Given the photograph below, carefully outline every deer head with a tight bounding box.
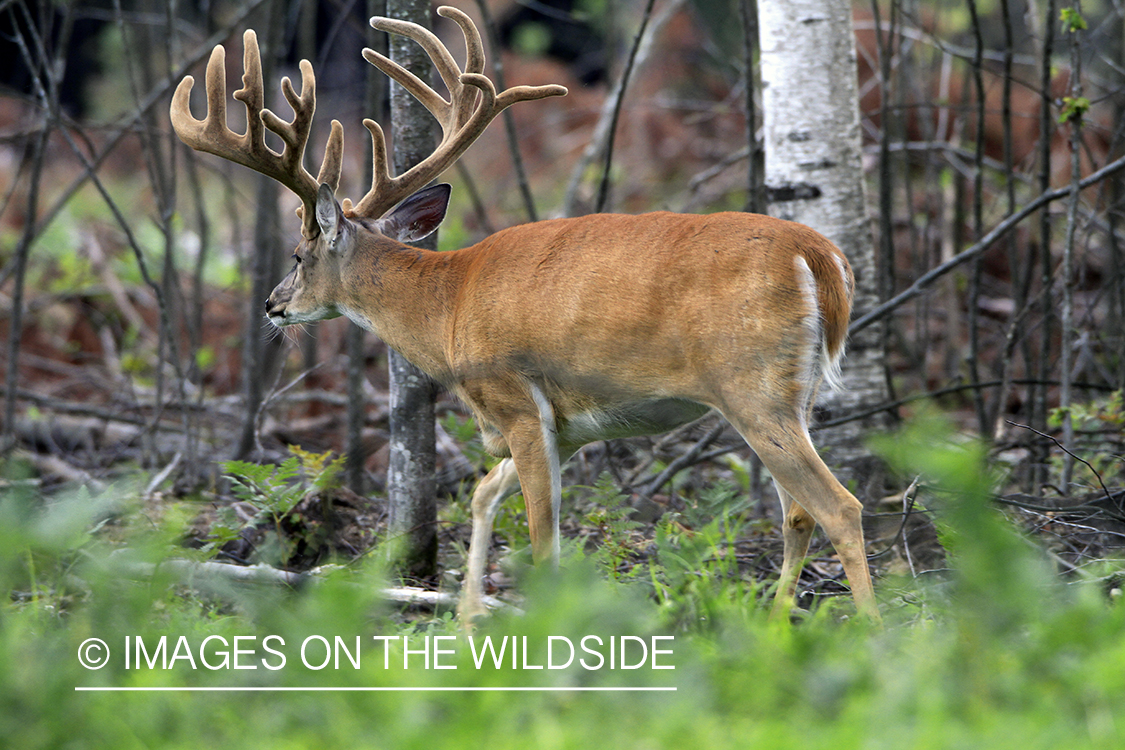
[170,6,567,324]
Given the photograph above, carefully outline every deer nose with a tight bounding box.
[265,296,281,318]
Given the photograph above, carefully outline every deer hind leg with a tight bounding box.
[725,409,879,621]
[508,382,564,567]
[470,380,564,569]
[458,458,521,624]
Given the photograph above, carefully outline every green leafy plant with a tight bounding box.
[581,473,645,580]
[1047,390,1124,487]
[1058,95,1090,125]
[1050,390,1124,431]
[1059,6,1087,32]
[644,479,763,629]
[211,446,346,565]
[440,412,494,470]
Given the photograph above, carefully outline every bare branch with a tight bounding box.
[849,153,1125,335]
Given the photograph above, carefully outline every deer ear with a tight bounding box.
[377,184,451,242]
[316,183,343,246]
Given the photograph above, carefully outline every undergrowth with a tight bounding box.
[208,446,347,565]
[1,415,1123,748]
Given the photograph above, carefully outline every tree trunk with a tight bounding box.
[758,0,890,489]
[235,0,287,460]
[385,0,439,577]
[344,0,390,496]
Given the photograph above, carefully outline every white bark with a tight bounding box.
[759,0,867,242]
[758,0,888,477]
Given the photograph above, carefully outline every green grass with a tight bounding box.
[2,417,1124,748]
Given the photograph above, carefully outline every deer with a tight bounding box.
[170,5,879,624]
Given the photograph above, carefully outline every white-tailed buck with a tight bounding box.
[171,6,878,622]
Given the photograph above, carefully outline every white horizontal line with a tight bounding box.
[75,686,676,692]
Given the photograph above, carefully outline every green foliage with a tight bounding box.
[1059,95,1091,124]
[194,345,217,373]
[509,22,552,57]
[1060,6,1088,32]
[873,413,1051,632]
[435,209,471,253]
[581,473,645,580]
[211,446,346,564]
[3,416,1125,748]
[1047,390,1124,487]
[1050,389,1124,432]
[440,412,495,471]
[648,480,761,631]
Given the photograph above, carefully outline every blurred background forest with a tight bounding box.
[1,0,1124,601]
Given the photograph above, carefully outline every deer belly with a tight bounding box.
[559,398,711,446]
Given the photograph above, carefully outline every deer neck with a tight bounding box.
[339,233,460,381]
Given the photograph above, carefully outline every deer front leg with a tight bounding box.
[459,458,521,625]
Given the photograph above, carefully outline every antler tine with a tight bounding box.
[170,45,232,160]
[316,119,345,193]
[439,6,487,131]
[340,117,392,218]
[362,9,475,133]
[360,47,455,128]
[170,30,344,238]
[348,5,567,220]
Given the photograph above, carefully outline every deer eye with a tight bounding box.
[292,253,302,265]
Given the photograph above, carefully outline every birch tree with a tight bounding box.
[758,0,889,480]
[385,0,439,577]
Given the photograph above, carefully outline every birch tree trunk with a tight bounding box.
[345,0,389,496]
[758,0,889,486]
[386,0,439,577]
